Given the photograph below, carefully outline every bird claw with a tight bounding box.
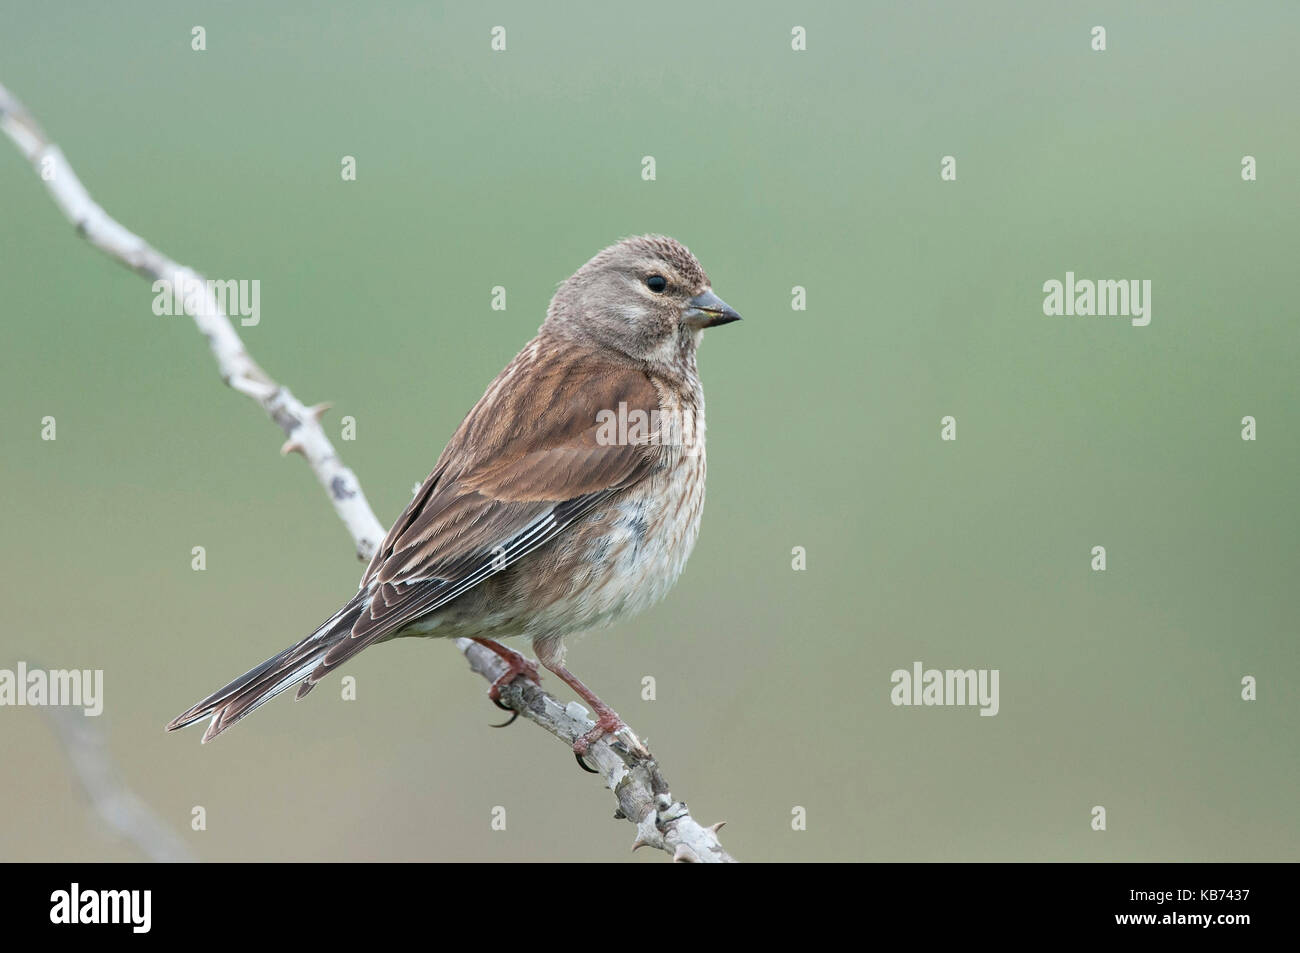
[572,709,640,758]
[478,641,539,727]
[571,711,627,772]
[488,697,518,728]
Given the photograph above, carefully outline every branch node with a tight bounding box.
[632,811,666,852]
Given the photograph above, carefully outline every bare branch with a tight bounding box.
[0,82,384,561]
[2,80,735,862]
[42,705,196,863]
[459,639,734,862]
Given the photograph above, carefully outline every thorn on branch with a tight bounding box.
[632,811,666,852]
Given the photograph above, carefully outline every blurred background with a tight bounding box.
[1,1,1296,862]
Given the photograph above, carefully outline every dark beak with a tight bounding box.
[684,289,743,329]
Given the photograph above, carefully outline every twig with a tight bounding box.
[2,81,735,862]
[41,704,196,863]
[459,639,734,862]
[0,83,383,561]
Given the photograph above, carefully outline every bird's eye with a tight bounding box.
[645,275,667,293]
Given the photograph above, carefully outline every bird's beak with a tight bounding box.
[683,288,743,329]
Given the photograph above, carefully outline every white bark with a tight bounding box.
[0,83,384,561]
[2,81,735,862]
[459,639,735,862]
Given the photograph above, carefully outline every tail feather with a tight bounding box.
[166,598,365,743]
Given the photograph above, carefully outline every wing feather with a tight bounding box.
[302,344,666,685]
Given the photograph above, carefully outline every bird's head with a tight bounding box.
[545,235,741,368]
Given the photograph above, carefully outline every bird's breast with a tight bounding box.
[566,447,706,631]
[520,395,708,639]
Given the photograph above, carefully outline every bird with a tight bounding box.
[166,235,741,760]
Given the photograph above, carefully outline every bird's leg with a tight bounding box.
[539,660,645,757]
[470,639,541,721]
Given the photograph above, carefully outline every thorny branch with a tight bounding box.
[461,643,734,862]
[1,81,735,863]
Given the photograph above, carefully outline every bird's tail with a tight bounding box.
[165,597,365,743]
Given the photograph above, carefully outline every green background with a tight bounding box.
[1,1,1296,862]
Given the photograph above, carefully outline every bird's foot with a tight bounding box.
[536,660,648,768]
[573,708,627,756]
[487,654,540,706]
[572,710,647,773]
[571,709,629,773]
[470,639,540,726]
[573,705,647,760]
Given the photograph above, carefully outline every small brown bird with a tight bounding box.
[167,235,740,757]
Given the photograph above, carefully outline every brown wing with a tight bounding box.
[305,342,666,683]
